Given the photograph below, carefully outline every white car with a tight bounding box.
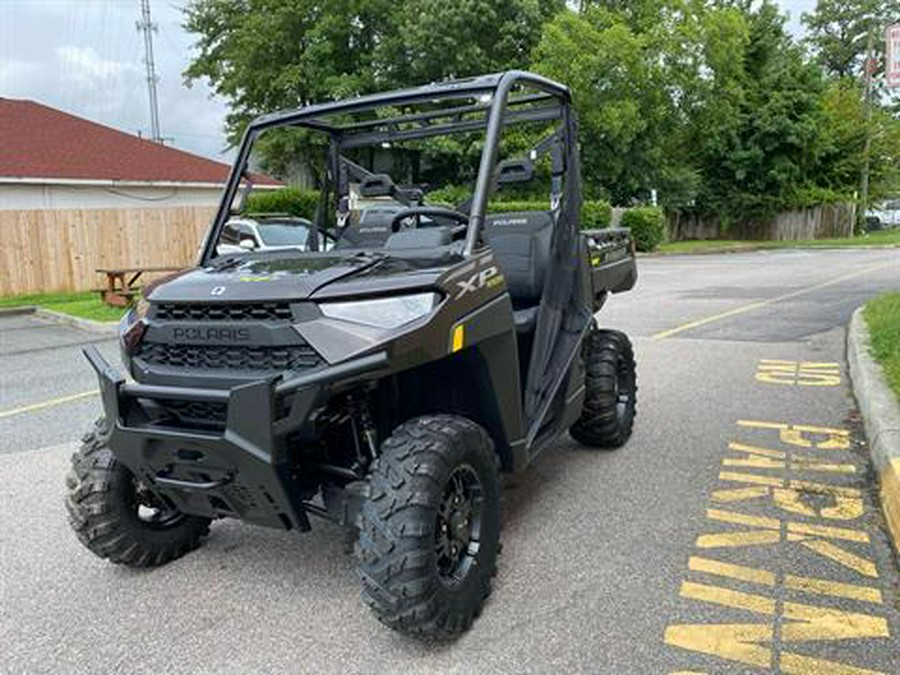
[217,216,335,255]
[866,200,900,229]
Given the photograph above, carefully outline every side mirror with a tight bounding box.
[239,238,257,251]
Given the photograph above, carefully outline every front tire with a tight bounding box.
[570,328,637,449]
[355,415,501,638]
[65,419,211,567]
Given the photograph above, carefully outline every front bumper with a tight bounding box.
[84,346,386,531]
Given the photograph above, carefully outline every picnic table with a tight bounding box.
[96,266,183,307]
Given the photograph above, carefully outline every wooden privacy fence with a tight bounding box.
[0,206,216,296]
[667,203,856,241]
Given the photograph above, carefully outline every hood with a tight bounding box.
[146,253,438,303]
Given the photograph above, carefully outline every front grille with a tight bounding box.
[154,302,293,322]
[137,342,323,371]
[161,399,227,426]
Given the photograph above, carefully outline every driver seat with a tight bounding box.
[484,211,553,333]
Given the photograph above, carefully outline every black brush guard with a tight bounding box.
[84,346,387,531]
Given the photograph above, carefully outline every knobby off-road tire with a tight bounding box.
[65,418,210,567]
[570,328,637,449]
[355,415,501,638]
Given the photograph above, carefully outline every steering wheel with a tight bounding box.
[389,207,469,238]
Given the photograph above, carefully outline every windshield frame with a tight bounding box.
[199,71,571,267]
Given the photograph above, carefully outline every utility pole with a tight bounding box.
[858,28,875,232]
[136,0,162,143]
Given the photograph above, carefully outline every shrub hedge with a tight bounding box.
[245,187,319,219]
[620,207,666,252]
[246,187,615,231]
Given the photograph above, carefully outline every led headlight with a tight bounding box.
[319,292,439,329]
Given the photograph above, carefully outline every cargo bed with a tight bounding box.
[582,227,637,308]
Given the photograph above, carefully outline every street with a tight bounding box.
[1,248,899,673]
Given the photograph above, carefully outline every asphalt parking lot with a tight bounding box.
[1,248,899,673]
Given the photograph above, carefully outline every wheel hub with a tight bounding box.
[435,465,483,584]
[615,354,633,418]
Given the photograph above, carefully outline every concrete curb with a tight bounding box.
[0,306,37,317]
[643,243,900,258]
[847,307,900,554]
[34,308,119,335]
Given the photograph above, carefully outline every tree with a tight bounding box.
[802,0,890,79]
[532,5,678,202]
[690,2,829,220]
[376,0,547,86]
[184,0,897,221]
[184,0,555,148]
[184,0,395,145]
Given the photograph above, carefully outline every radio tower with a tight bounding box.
[136,0,162,143]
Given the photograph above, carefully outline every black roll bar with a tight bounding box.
[199,71,571,266]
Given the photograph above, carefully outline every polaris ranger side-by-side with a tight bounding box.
[66,71,638,637]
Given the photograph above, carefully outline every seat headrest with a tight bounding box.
[335,208,398,249]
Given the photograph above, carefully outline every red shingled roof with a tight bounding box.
[0,98,273,184]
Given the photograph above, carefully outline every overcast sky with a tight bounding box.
[0,0,817,163]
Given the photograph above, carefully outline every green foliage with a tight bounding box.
[532,6,673,203]
[486,200,550,213]
[377,0,547,87]
[0,292,127,322]
[426,185,473,207]
[688,3,832,220]
[582,200,613,229]
[621,207,665,252]
[184,0,549,144]
[245,188,320,219]
[657,228,900,254]
[184,0,392,142]
[183,0,900,231]
[864,292,900,400]
[802,0,891,79]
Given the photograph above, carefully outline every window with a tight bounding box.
[221,222,240,245]
[237,223,260,247]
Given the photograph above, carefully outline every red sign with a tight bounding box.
[888,24,900,88]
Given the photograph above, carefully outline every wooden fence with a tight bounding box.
[0,206,216,296]
[667,203,856,241]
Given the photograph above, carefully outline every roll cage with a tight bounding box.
[199,71,572,265]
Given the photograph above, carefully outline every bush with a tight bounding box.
[486,200,548,214]
[245,187,320,219]
[426,184,472,206]
[621,207,665,252]
[582,200,613,229]
[246,187,615,232]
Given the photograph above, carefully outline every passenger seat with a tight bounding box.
[483,211,553,333]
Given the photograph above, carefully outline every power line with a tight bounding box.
[136,0,162,143]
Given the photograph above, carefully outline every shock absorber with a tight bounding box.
[347,392,378,469]
[358,400,378,462]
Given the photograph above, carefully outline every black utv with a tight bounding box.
[67,71,637,637]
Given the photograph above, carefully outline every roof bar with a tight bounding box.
[337,104,563,150]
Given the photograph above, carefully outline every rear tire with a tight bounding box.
[355,415,501,638]
[570,328,637,449]
[65,418,211,567]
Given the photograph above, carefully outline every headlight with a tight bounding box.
[119,298,150,358]
[319,292,439,329]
